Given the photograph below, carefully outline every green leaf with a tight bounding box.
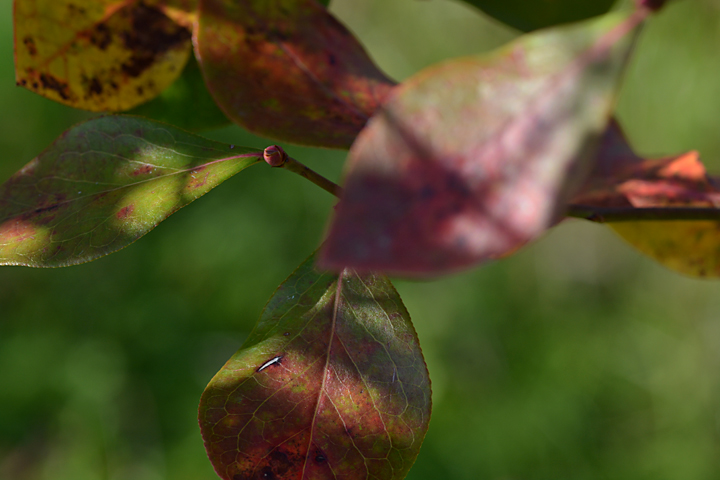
[199,253,431,480]
[461,0,615,32]
[127,55,231,132]
[321,11,643,276]
[0,115,262,267]
[195,0,396,148]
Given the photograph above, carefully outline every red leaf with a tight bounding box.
[320,11,644,276]
[195,0,396,148]
[570,122,720,277]
[573,121,719,209]
[199,254,431,480]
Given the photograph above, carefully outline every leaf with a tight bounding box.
[127,55,231,132]
[320,11,643,277]
[199,254,431,480]
[571,122,720,277]
[460,0,615,32]
[14,0,193,111]
[195,0,396,149]
[0,115,261,267]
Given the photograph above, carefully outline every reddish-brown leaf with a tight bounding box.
[199,254,431,480]
[14,0,194,111]
[320,11,643,276]
[571,122,720,277]
[195,0,396,148]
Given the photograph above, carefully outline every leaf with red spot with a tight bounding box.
[14,0,194,111]
[570,122,720,277]
[195,0,396,148]
[320,10,644,277]
[0,115,262,267]
[199,253,431,480]
[459,0,614,32]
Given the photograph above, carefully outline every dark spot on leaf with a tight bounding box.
[119,2,191,78]
[269,450,292,475]
[90,23,112,50]
[327,53,336,66]
[116,205,134,219]
[89,77,103,95]
[23,36,37,56]
[39,74,71,100]
[315,452,326,464]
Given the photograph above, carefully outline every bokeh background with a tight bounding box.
[3,0,720,479]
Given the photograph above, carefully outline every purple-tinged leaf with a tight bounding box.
[320,11,644,277]
[0,115,261,267]
[199,254,431,480]
[195,0,396,149]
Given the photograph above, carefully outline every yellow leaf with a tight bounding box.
[14,0,192,111]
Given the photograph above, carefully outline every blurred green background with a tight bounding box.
[2,0,720,479]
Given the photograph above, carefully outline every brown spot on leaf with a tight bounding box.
[90,23,112,50]
[88,77,103,95]
[120,2,191,78]
[39,73,71,100]
[23,36,37,56]
[116,204,134,219]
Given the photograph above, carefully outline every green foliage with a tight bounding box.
[4,1,720,480]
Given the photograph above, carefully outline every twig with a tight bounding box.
[567,204,720,223]
[263,145,343,198]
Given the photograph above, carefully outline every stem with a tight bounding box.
[567,204,720,223]
[263,145,343,198]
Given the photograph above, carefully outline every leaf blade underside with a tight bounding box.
[14,0,193,111]
[195,0,396,148]
[321,11,643,277]
[199,254,431,480]
[572,122,720,278]
[0,115,261,267]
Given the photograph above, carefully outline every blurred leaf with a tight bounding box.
[460,0,615,32]
[321,11,642,277]
[14,0,192,111]
[127,55,230,132]
[0,115,261,267]
[196,0,396,149]
[572,122,720,277]
[199,253,431,480]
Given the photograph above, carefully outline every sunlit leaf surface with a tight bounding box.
[196,0,396,148]
[199,254,431,480]
[0,116,261,267]
[321,11,642,276]
[572,122,720,277]
[460,0,614,32]
[14,0,193,111]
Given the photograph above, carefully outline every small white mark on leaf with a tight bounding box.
[257,355,283,372]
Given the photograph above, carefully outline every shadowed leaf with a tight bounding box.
[128,56,231,132]
[195,0,396,148]
[14,0,193,111]
[459,0,615,32]
[0,115,261,267]
[199,254,431,480]
[572,122,720,277]
[320,11,643,277]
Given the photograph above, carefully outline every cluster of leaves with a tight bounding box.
[3,0,717,479]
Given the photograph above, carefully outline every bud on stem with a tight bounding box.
[263,145,288,167]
